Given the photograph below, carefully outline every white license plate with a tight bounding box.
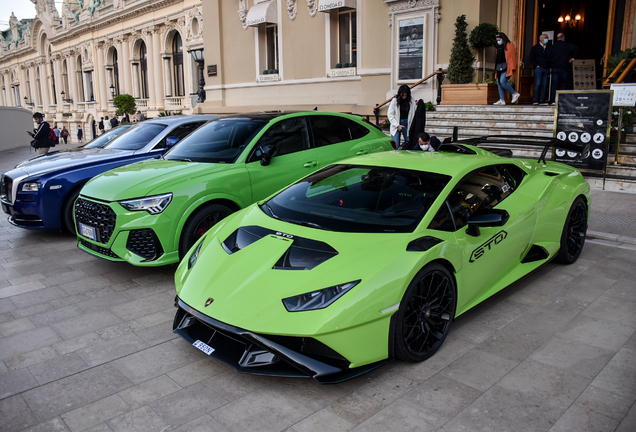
[192,340,215,355]
[79,223,97,240]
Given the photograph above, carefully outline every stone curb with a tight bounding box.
[586,230,636,245]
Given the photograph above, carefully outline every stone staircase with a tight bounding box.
[424,105,636,191]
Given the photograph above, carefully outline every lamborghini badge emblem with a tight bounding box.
[205,298,214,307]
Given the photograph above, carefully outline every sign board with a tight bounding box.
[610,83,636,106]
[553,90,612,171]
[207,65,217,77]
[572,60,596,90]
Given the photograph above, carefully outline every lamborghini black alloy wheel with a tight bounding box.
[556,197,587,264]
[394,263,456,362]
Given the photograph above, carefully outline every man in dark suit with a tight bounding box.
[413,132,441,152]
[546,33,578,104]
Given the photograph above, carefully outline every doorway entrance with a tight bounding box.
[517,0,626,100]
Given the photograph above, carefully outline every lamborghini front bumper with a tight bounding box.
[173,297,389,384]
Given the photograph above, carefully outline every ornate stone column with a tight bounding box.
[39,62,51,107]
[152,27,164,109]
[53,55,64,108]
[0,73,5,106]
[96,42,108,108]
[120,35,132,96]
[19,66,28,106]
[142,28,157,107]
[67,52,79,105]
[28,64,37,106]
[132,63,140,98]
[163,57,172,97]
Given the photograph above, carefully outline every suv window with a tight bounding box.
[104,123,167,150]
[153,122,205,149]
[255,117,310,157]
[348,118,371,139]
[310,116,352,147]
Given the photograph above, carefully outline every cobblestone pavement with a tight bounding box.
[1,144,635,432]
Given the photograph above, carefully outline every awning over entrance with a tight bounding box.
[246,1,277,27]
[318,0,356,13]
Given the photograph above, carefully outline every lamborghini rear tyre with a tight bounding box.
[555,197,587,265]
[394,263,456,362]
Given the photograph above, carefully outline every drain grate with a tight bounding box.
[589,212,636,228]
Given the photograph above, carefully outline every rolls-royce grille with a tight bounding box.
[74,198,117,244]
[0,175,13,203]
[80,239,120,258]
[126,229,163,261]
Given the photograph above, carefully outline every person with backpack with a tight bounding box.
[77,125,83,143]
[26,112,52,154]
[61,126,70,144]
[53,124,61,146]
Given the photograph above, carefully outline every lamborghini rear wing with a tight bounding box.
[442,135,590,164]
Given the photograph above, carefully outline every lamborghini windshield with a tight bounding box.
[163,117,267,163]
[262,164,451,233]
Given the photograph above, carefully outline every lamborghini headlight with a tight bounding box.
[22,182,40,192]
[119,193,172,214]
[188,240,204,270]
[282,280,360,312]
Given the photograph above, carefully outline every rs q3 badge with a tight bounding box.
[205,298,214,307]
[469,230,508,263]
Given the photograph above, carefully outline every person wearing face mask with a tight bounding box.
[493,32,521,106]
[530,34,550,105]
[415,132,440,152]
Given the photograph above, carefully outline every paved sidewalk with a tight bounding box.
[0,144,635,432]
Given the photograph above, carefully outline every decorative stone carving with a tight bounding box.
[186,6,203,42]
[307,0,317,17]
[285,0,297,21]
[388,0,439,13]
[238,0,248,30]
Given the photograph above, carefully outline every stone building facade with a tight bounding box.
[0,0,204,141]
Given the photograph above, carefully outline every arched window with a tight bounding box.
[172,33,185,97]
[140,42,149,99]
[61,59,69,96]
[49,46,57,104]
[76,56,85,102]
[112,49,120,96]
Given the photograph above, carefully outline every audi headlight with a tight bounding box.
[119,193,172,214]
[22,182,40,192]
[282,280,360,312]
[188,240,204,270]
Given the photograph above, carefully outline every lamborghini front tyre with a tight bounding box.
[394,263,456,362]
[179,203,233,259]
[555,197,587,265]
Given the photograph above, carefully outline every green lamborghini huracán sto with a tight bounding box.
[173,139,591,383]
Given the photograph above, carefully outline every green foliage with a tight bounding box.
[447,15,475,84]
[469,23,499,50]
[112,94,136,116]
[424,101,436,111]
[604,48,636,79]
[477,73,497,84]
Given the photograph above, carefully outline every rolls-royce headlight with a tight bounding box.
[22,182,40,192]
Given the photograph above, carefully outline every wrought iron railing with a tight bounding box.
[372,69,446,126]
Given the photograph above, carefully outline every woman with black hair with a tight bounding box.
[388,84,416,149]
[494,32,521,105]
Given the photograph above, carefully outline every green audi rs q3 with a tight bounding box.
[75,111,394,265]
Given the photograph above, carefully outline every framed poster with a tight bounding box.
[572,60,596,90]
[398,16,425,81]
[610,83,636,106]
[553,90,612,172]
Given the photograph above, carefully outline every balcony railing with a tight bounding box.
[165,97,184,108]
[136,99,149,108]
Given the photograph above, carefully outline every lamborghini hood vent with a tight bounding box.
[222,225,338,270]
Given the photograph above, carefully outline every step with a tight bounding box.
[433,105,555,114]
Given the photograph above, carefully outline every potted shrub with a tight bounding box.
[469,22,499,82]
[441,16,504,105]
